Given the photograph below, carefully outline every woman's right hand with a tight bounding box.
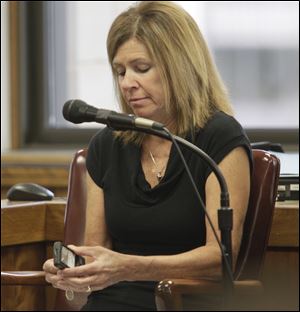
[43,258,63,289]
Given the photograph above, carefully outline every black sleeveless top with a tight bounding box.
[83,111,252,311]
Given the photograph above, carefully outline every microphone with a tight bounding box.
[62,99,164,131]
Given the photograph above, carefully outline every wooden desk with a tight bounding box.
[1,199,66,246]
[1,200,299,311]
[270,200,299,247]
[263,200,299,311]
[3,199,296,246]
[1,199,66,311]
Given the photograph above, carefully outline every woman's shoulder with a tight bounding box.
[204,111,244,135]
[194,111,249,150]
[88,126,115,148]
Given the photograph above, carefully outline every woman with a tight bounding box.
[43,2,252,310]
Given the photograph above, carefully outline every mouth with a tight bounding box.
[129,97,147,101]
[129,97,149,105]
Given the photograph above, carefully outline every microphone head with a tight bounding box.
[63,99,97,124]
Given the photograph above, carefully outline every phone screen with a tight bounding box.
[61,246,76,268]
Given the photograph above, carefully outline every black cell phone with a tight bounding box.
[53,241,85,269]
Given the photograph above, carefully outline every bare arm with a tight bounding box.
[84,172,112,249]
[43,171,111,289]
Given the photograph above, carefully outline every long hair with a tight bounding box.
[107,1,233,144]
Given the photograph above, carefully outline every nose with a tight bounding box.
[119,70,139,92]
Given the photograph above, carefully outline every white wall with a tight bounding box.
[1,2,11,153]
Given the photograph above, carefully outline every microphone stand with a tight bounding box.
[163,129,234,306]
[110,125,234,303]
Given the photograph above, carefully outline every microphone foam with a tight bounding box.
[62,99,89,123]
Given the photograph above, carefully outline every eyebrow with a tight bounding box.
[112,58,150,67]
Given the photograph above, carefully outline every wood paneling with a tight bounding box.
[1,200,298,311]
[1,243,46,310]
[262,201,299,311]
[1,200,65,246]
[1,200,65,311]
[269,201,299,247]
[262,248,299,310]
[1,151,75,199]
[2,204,46,246]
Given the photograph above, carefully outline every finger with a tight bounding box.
[45,272,63,284]
[56,276,93,291]
[60,275,95,286]
[58,261,97,277]
[56,281,94,293]
[55,280,72,291]
[43,259,59,274]
[67,245,103,257]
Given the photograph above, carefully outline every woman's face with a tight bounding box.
[113,38,167,123]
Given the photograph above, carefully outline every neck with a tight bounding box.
[141,116,175,157]
[142,135,172,156]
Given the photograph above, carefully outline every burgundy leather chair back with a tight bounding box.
[55,149,88,311]
[234,149,280,280]
[64,149,87,246]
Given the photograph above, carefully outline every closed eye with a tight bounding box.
[136,66,150,73]
[114,63,151,77]
[116,71,125,77]
[115,67,149,77]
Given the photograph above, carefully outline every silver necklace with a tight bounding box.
[149,151,166,182]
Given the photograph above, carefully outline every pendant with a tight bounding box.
[157,173,163,182]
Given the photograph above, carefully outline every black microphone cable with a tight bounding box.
[162,127,234,283]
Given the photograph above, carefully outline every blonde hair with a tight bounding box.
[107,1,233,144]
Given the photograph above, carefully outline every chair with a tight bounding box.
[1,149,88,311]
[250,141,284,153]
[1,149,280,311]
[155,149,280,310]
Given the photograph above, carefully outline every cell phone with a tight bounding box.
[53,241,85,269]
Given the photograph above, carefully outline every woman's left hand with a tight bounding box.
[54,245,130,292]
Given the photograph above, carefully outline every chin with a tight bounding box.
[132,109,153,119]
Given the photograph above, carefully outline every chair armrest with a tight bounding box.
[155,279,263,311]
[233,280,263,296]
[156,278,222,294]
[155,279,222,311]
[1,271,48,286]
